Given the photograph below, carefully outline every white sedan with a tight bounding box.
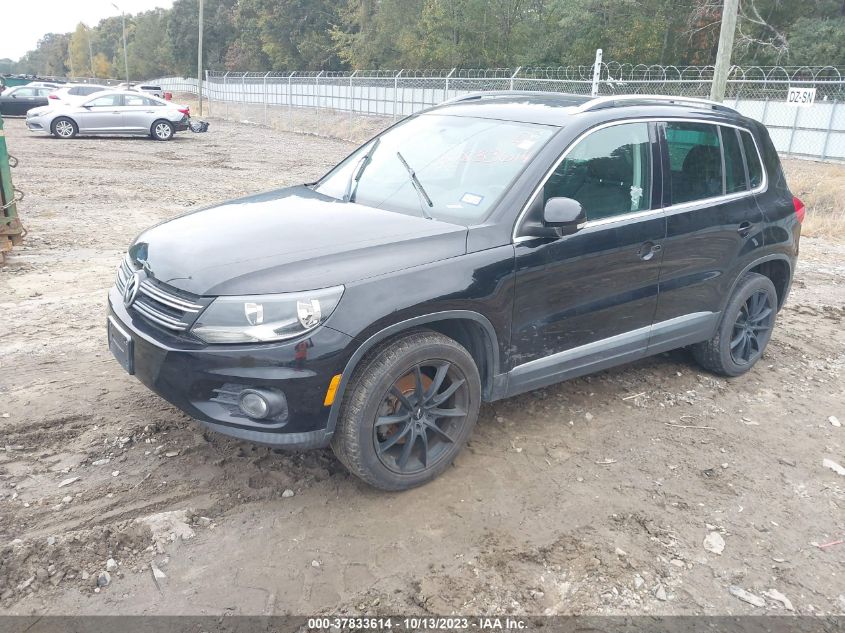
[26,90,191,141]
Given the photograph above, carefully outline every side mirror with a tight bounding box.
[543,197,584,226]
[520,196,586,239]
[542,197,585,236]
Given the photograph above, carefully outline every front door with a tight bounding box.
[7,87,40,115]
[76,94,125,132]
[509,121,666,395]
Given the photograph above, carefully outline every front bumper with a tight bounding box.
[107,288,354,449]
[25,116,48,132]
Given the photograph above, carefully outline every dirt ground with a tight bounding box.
[0,116,843,617]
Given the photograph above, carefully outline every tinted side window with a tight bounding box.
[740,130,763,189]
[721,127,747,193]
[545,122,652,221]
[665,122,723,204]
[82,87,104,95]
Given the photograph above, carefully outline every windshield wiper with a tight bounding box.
[395,151,433,220]
[344,136,381,203]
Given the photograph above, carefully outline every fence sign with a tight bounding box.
[786,87,816,107]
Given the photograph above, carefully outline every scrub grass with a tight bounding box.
[782,158,845,240]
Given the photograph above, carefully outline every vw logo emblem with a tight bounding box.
[123,271,143,308]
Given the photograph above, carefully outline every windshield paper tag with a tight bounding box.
[461,193,484,206]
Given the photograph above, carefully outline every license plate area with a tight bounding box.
[108,316,134,375]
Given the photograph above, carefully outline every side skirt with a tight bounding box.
[504,311,720,399]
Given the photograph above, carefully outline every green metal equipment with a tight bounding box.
[0,114,25,263]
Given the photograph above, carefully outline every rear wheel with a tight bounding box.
[331,330,481,491]
[151,120,174,141]
[692,272,777,376]
[51,117,77,139]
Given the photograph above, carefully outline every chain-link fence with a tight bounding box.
[154,63,845,162]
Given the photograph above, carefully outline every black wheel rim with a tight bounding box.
[730,289,774,365]
[373,361,469,475]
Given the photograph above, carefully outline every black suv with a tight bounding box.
[108,93,803,490]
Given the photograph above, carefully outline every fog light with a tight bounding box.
[239,391,270,418]
[237,388,288,421]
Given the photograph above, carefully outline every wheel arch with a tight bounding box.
[325,310,501,435]
[726,254,793,312]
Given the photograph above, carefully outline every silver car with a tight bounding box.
[25,90,190,141]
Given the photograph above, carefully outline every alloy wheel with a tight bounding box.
[155,123,172,139]
[55,120,74,138]
[730,289,774,365]
[373,361,469,475]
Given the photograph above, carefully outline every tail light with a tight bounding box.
[792,196,805,224]
[48,94,59,100]
[178,107,190,116]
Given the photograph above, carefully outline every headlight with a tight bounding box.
[191,286,344,344]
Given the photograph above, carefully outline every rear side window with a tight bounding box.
[721,127,747,193]
[545,122,652,221]
[740,130,763,189]
[141,85,162,91]
[665,122,723,204]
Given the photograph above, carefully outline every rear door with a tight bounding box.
[33,88,51,109]
[650,121,765,352]
[122,93,157,132]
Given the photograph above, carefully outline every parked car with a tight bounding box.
[107,93,802,490]
[26,91,190,140]
[135,84,165,98]
[47,84,109,105]
[0,85,53,116]
[26,81,63,89]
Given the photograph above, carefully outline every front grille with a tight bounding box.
[114,256,205,333]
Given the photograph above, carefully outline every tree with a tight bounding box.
[69,24,92,77]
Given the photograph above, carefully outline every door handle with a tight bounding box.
[737,221,753,237]
[637,242,662,261]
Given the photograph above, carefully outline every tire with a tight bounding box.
[151,120,174,141]
[331,330,482,491]
[51,117,77,139]
[691,272,778,377]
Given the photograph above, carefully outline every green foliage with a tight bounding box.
[6,0,844,78]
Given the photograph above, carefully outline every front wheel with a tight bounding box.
[151,120,174,141]
[51,117,77,139]
[331,330,481,491]
[692,272,778,377]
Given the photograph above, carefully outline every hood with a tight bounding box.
[130,186,467,296]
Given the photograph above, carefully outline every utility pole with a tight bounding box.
[87,26,95,77]
[197,0,204,116]
[112,3,129,85]
[709,0,740,102]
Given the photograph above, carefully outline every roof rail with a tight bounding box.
[575,94,738,114]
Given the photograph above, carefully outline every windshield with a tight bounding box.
[315,114,556,224]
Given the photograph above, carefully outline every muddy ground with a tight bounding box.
[0,116,843,617]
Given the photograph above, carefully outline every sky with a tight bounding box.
[1,0,176,61]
